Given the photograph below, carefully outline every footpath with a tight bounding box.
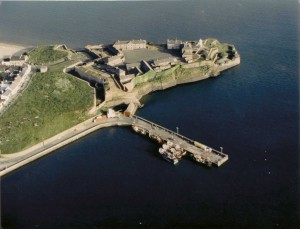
[0,115,133,177]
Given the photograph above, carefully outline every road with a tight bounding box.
[0,116,133,175]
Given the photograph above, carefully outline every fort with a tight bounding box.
[0,38,240,176]
[72,38,240,113]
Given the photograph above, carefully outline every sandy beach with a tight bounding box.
[0,42,29,60]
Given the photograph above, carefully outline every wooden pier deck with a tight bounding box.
[130,115,228,167]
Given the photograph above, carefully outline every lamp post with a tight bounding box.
[220,147,223,153]
[176,127,179,135]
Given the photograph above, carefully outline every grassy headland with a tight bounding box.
[0,68,94,154]
[28,46,68,65]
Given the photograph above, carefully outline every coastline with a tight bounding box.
[0,42,31,60]
[0,116,133,177]
[0,63,236,177]
[0,39,240,176]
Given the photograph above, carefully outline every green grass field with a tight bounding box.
[28,46,68,65]
[134,64,211,87]
[0,70,94,154]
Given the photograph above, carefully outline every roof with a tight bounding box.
[2,88,11,96]
[167,39,182,45]
[120,74,134,84]
[120,74,134,81]
[108,55,123,62]
[9,76,21,91]
[153,57,178,66]
[114,39,146,46]
[131,39,146,44]
[126,62,140,70]
[10,55,26,61]
[0,83,9,91]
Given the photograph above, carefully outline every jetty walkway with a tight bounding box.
[131,115,228,166]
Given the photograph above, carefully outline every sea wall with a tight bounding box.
[215,55,240,72]
[134,69,211,100]
[0,117,132,177]
[133,56,239,101]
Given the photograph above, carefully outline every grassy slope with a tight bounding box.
[28,46,68,65]
[134,64,211,87]
[0,70,94,154]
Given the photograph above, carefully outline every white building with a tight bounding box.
[40,66,48,73]
[107,108,116,118]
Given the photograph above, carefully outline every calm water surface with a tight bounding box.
[1,1,299,228]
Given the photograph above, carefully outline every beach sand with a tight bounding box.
[0,43,29,60]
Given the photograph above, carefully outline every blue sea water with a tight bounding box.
[1,1,299,228]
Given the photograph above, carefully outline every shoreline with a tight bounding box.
[0,42,32,60]
[0,116,133,177]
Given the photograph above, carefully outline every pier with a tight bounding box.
[0,114,228,176]
[130,115,228,167]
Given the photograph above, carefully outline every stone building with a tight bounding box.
[103,55,125,66]
[166,39,182,50]
[2,55,28,66]
[113,39,147,51]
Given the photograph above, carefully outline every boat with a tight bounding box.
[162,153,179,165]
[158,145,180,165]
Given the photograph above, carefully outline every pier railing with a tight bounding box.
[131,115,195,144]
[131,115,228,158]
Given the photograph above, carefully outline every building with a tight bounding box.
[126,62,140,71]
[181,42,194,62]
[74,66,110,86]
[107,108,116,118]
[40,66,48,73]
[0,83,9,94]
[103,55,124,66]
[207,47,219,61]
[113,39,147,51]
[0,87,11,100]
[151,57,179,72]
[166,39,182,50]
[120,74,134,84]
[8,75,22,95]
[126,63,143,75]
[152,57,179,68]
[5,55,28,66]
[141,60,153,72]
[115,68,126,77]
